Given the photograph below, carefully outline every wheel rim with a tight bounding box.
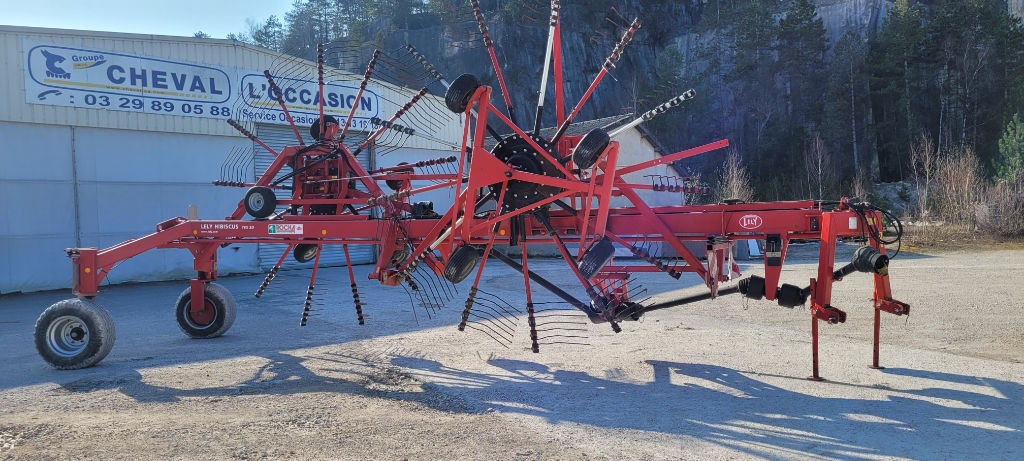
[295,244,319,263]
[185,298,216,327]
[46,315,90,358]
[247,193,265,211]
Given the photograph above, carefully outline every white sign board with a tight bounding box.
[23,40,381,127]
[237,73,379,130]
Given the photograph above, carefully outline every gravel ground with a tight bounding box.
[1,242,1022,460]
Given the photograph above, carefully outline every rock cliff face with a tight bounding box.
[815,0,887,43]
[1011,0,1024,17]
[402,1,894,130]
[393,1,1014,144]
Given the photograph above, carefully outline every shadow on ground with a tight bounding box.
[52,346,1021,460]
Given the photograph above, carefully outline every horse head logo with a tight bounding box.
[40,49,71,79]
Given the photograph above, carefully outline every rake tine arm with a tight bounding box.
[352,88,429,156]
[316,44,325,128]
[550,18,640,144]
[263,71,306,146]
[471,0,519,126]
[342,244,366,325]
[340,49,381,140]
[607,89,696,138]
[227,119,279,158]
[299,245,323,327]
[405,44,446,85]
[520,241,540,353]
[255,243,296,298]
[406,45,504,143]
[458,227,500,331]
[614,139,729,177]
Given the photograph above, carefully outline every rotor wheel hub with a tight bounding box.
[489,134,564,212]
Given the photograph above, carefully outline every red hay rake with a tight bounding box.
[34,1,908,381]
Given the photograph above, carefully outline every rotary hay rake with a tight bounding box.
[34,0,908,381]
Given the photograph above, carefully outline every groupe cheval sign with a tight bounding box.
[23,40,380,128]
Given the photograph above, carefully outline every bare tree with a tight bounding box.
[803,132,831,200]
[909,133,937,218]
[715,147,755,203]
[934,144,983,227]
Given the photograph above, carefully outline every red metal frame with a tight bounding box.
[53,2,908,378]
[64,106,908,378]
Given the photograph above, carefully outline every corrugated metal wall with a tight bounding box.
[72,127,260,285]
[0,120,259,293]
[0,122,77,292]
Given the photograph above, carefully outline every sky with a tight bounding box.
[0,0,294,39]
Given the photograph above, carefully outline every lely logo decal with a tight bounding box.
[738,214,763,230]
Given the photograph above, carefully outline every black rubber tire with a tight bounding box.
[578,236,615,279]
[175,282,237,339]
[613,301,644,321]
[443,245,481,283]
[445,73,482,113]
[294,243,319,263]
[309,114,339,140]
[387,246,412,267]
[244,186,277,219]
[35,298,117,370]
[572,128,610,169]
[386,162,414,191]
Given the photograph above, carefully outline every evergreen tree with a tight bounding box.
[775,0,827,130]
[775,0,828,198]
[726,1,779,154]
[826,30,873,181]
[996,113,1024,181]
[281,0,360,61]
[867,0,927,181]
[250,16,286,51]
[925,0,1017,168]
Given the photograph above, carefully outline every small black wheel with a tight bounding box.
[572,128,610,169]
[309,114,339,141]
[445,74,482,113]
[35,298,117,369]
[613,301,645,321]
[386,162,414,191]
[244,186,277,219]
[175,282,237,339]
[294,243,319,263]
[443,245,480,283]
[578,236,615,279]
[387,246,412,267]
